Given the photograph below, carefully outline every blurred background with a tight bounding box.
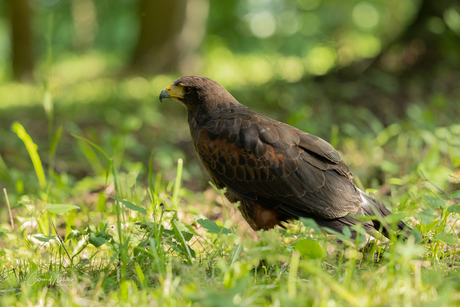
[0,0,459,205]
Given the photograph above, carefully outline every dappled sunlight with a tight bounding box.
[278,10,302,36]
[0,82,39,108]
[58,78,116,105]
[150,75,173,95]
[444,7,460,34]
[51,52,117,83]
[303,45,337,75]
[0,0,425,98]
[276,56,304,82]
[352,33,382,58]
[352,2,380,29]
[126,76,150,100]
[338,31,382,62]
[249,11,277,38]
[237,55,274,84]
[205,46,238,85]
[71,0,98,50]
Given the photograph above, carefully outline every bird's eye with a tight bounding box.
[183,86,191,94]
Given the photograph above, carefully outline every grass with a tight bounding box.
[1,118,459,307]
[0,55,460,306]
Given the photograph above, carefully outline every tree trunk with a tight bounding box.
[8,0,34,82]
[129,0,209,75]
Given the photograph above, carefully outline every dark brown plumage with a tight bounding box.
[160,76,408,238]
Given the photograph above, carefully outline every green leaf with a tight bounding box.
[66,232,75,241]
[425,220,439,232]
[121,200,147,214]
[299,218,321,231]
[134,264,145,284]
[418,209,437,225]
[29,261,38,274]
[44,204,79,214]
[162,229,175,237]
[197,218,232,235]
[342,226,352,239]
[423,195,445,208]
[423,145,440,170]
[178,231,193,241]
[294,239,325,259]
[95,232,113,241]
[88,236,106,247]
[445,190,460,200]
[448,205,460,214]
[34,235,55,242]
[434,233,459,245]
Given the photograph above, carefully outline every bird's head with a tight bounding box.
[159,76,238,114]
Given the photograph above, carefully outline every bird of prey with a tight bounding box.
[160,76,408,238]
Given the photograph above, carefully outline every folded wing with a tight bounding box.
[195,107,363,220]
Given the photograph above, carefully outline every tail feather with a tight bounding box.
[357,189,410,239]
[312,190,411,240]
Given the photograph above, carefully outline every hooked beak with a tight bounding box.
[159,85,171,102]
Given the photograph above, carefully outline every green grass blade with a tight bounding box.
[330,124,339,148]
[77,139,105,175]
[172,219,194,265]
[73,134,111,160]
[0,154,11,184]
[43,90,53,132]
[11,122,47,189]
[229,243,244,266]
[288,251,300,299]
[111,160,124,246]
[148,151,158,215]
[148,151,155,193]
[172,158,183,207]
[48,125,63,176]
[149,238,165,277]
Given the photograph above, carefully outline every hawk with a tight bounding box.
[160,76,408,238]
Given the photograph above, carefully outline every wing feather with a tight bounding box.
[194,107,362,219]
